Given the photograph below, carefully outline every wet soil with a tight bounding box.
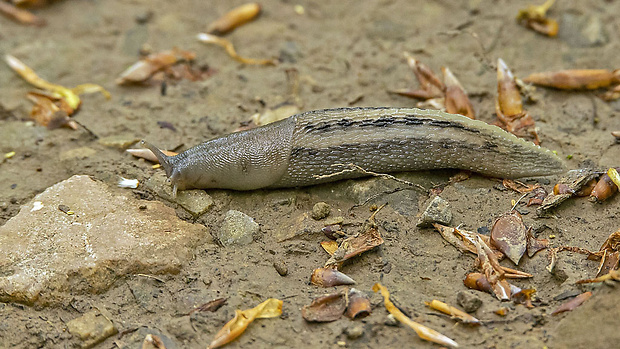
[1,0,620,348]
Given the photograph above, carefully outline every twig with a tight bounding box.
[314,163,427,191]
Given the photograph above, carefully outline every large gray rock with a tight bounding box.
[0,175,207,306]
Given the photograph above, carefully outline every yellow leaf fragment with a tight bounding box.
[207,298,282,349]
[320,240,339,255]
[5,54,110,111]
[425,300,481,325]
[607,168,620,190]
[373,283,459,348]
[196,33,277,66]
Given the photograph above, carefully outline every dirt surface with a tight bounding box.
[1,0,620,348]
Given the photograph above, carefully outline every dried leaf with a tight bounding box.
[301,290,347,322]
[516,0,558,37]
[551,292,592,316]
[373,283,458,348]
[320,240,339,255]
[526,229,549,257]
[503,179,539,193]
[442,67,475,119]
[189,298,227,314]
[490,211,527,265]
[310,267,356,287]
[523,69,617,90]
[538,168,599,215]
[425,299,481,325]
[432,223,485,255]
[512,288,536,308]
[116,49,196,84]
[463,273,494,295]
[608,168,620,189]
[527,186,548,206]
[576,269,620,284]
[590,170,619,202]
[5,54,110,111]
[345,288,372,319]
[390,53,444,100]
[601,84,620,101]
[197,33,277,66]
[0,1,45,26]
[474,236,511,300]
[207,3,261,35]
[207,298,282,349]
[26,92,76,129]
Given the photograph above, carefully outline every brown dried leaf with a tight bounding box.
[538,168,599,215]
[526,228,549,257]
[197,33,277,66]
[474,236,511,300]
[116,49,196,84]
[576,269,620,284]
[373,283,458,348]
[425,299,481,325]
[142,334,166,349]
[442,67,475,119]
[207,298,282,349]
[189,298,227,314]
[551,292,592,316]
[0,1,45,26]
[464,272,494,295]
[310,267,356,287]
[523,69,616,90]
[512,288,536,308]
[301,290,347,322]
[527,186,548,206]
[503,179,539,193]
[345,288,371,319]
[207,3,261,35]
[516,0,557,37]
[490,211,527,265]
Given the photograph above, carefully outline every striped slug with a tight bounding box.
[142,107,565,193]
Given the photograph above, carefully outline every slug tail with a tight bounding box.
[140,140,175,177]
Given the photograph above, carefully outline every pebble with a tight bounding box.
[273,259,288,276]
[311,202,331,220]
[456,291,483,313]
[416,196,452,227]
[344,325,365,339]
[384,314,399,326]
[218,210,259,246]
[66,310,117,348]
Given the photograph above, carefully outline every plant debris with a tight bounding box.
[538,168,599,215]
[490,211,528,265]
[127,148,178,163]
[495,58,539,144]
[310,267,356,287]
[197,33,277,66]
[207,3,261,35]
[0,1,45,26]
[207,298,282,349]
[301,290,348,322]
[345,288,371,319]
[516,0,558,37]
[116,48,208,85]
[189,298,227,314]
[373,283,459,348]
[5,54,110,129]
[551,292,592,316]
[425,299,481,325]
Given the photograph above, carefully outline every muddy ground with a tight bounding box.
[1,0,620,348]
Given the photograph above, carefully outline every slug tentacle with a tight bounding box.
[140,140,174,177]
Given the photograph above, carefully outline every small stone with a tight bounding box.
[344,325,364,339]
[311,202,331,220]
[384,314,399,326]
[0,201,7,211]
[273,259,288,276]
[218,210,259,246]
[417,196,452,227]
[144,173,214,216]
[457,291,483,313]
[66,310,117,348]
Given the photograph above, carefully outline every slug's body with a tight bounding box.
[143,107,566,192]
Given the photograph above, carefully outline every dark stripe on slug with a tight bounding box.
[300,114,481,135]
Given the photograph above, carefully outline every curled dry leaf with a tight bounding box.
[207,3,261,35]
[425,299,481,325]
[390,52,444,100]
[495,58,539,144]
[442,67,475,119]
[490,210,527,265]
[197,33,277,66]
[345,288,372,319]
[301,290,347,322]
[527,186,548,206]
[589,169,619,203]
[512,288,536,308]
[251,104,300,127]
[432,223,487,255]
[503,179,539,194]
[551,292,592,316]
[207,298,282,349]
[127,148,178,163]
[587,230,620,277]
[26,92,76,129]
[576,269,620,284]
[320,240,339,255]
[474,236,511,301]
[516,0,558,37]
[601,84,620,101]
[523,69,619,90]
[373,283,459,348]
[0,1,45,26]
[324,224,384,267]
[310,267,356,287]
[189,298,227,314]
[526,229,549,258]
[116,49,197,85]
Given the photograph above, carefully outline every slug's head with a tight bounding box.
[140,140,185,196]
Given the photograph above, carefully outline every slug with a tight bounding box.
[142,107,565,193]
